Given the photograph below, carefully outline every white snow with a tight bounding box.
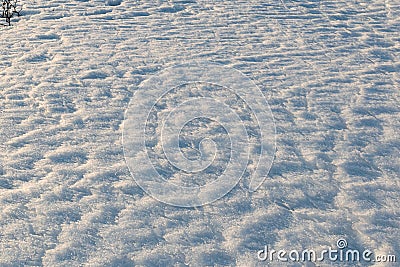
[0,0,399,266]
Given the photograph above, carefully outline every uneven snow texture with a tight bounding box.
[0,0,399,266]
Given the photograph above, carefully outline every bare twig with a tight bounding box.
[1,0,21,26]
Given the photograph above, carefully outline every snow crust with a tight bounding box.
[0,0,399,266]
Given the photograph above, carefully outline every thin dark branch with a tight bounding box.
[1,0,21,25]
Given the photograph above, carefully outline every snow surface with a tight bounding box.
[0,0,399,266]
